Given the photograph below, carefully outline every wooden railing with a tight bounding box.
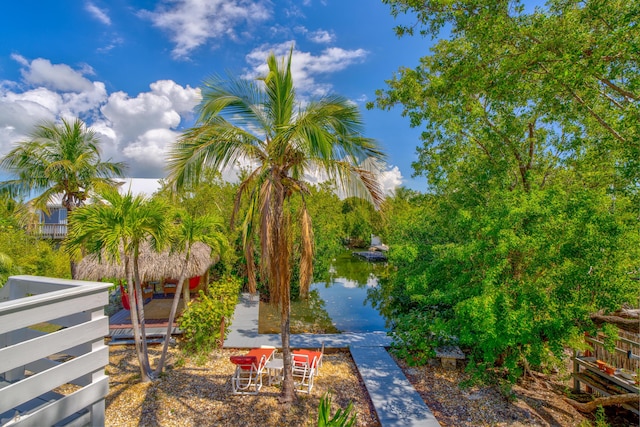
[0,275,111,426]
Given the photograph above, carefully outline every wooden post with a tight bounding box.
[573,349,581,393]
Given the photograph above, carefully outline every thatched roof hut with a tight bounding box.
[76,241,216,282]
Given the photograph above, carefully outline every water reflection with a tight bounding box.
[258,251,389,334]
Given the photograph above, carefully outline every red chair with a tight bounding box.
[120,283,153,310]
[229,347,276,394]
[188,276,201,290]
[120,283,133,310]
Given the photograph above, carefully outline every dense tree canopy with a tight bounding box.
[371,0,639,378]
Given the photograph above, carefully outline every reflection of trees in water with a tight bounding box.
[260,252,389,333]
[259,290,339,334]
[325,251,384,287]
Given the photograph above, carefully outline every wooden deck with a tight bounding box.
[108,297,184,345]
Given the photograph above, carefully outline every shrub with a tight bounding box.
[178,275,241,355]
[317,392,356,427]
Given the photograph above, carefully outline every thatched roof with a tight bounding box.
[76,241,216,282]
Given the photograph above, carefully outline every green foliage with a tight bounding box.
[317,392,356,427]
[0,117,126,212]
[0,228,70,285]
[341,197,379,246]
[599,324,619,356]
[378,183,638,380]
[594,405,609,427]
[157,170,248,288]
[371,0,640,384]
[178,275,241,354]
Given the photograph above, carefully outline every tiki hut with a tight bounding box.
[76,241,216,284]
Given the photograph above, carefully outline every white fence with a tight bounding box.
[0,275,110,426]
[37,224,68,239]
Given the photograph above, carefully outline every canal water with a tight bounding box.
[259,251,388,334]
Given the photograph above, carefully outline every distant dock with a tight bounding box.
[353,251,388,262]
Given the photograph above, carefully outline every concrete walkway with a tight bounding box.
[350,346,440,426]
[224,294,440,427]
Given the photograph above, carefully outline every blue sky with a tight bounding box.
[0,0,431,194]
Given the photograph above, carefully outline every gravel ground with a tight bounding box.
[105,345,638,427]
[105,345,378,427]
[395,356,638,427]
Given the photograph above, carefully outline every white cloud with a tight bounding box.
[140,0,272,59]
[122,128,181,177]
[13,56,95,93]
[101,82,199,138]
[308,30,335,44]
[293,26,335,44]
[99,81,200,174]
[97,37,124,54]
[85,2,111,26]
[0,57,200,178]
[377,166,403,196]
[244,42,368,96]
[116,178,163,197]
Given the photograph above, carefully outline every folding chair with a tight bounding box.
[229,347,276,395]
[291,343,324,393]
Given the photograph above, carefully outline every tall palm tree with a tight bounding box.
[154,210,228,376]
[167,50,385,402]
[0,118,126,277]
[64,188,169,382]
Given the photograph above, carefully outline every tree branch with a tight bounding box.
[538,64,626,144]
[597,76,639,101]
[590,314,640,333]
[563,394,640,413]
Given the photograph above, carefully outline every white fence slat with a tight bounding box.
[0,346,108,414]
[0,293,106,335]
[10,376,108,427]
[0,318,107,373]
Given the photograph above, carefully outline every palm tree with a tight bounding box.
[0,118,126,277]
[154,210,228,376]
[64,188,169,382]
[167,50,385,402]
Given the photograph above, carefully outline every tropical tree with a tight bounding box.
[370,0,640,380]
[64,188,169,382]
[0,118,126,277]
[154,210,228,376]
[167,50,385,402]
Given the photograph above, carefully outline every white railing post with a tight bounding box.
[0,275,111,427]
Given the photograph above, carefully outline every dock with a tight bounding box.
[353,251,388,262]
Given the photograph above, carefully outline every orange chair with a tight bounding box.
[229,347,276,394]
[292,343,324,393]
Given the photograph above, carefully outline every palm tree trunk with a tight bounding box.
[155,246,190,376]
[133,253,152,376]
[125,255,152,382]
[280,281,295,403]
[182,275,190,304]
[272,183,296,403]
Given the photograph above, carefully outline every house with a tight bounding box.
[32,178,163,240]
[38,200,68,239]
